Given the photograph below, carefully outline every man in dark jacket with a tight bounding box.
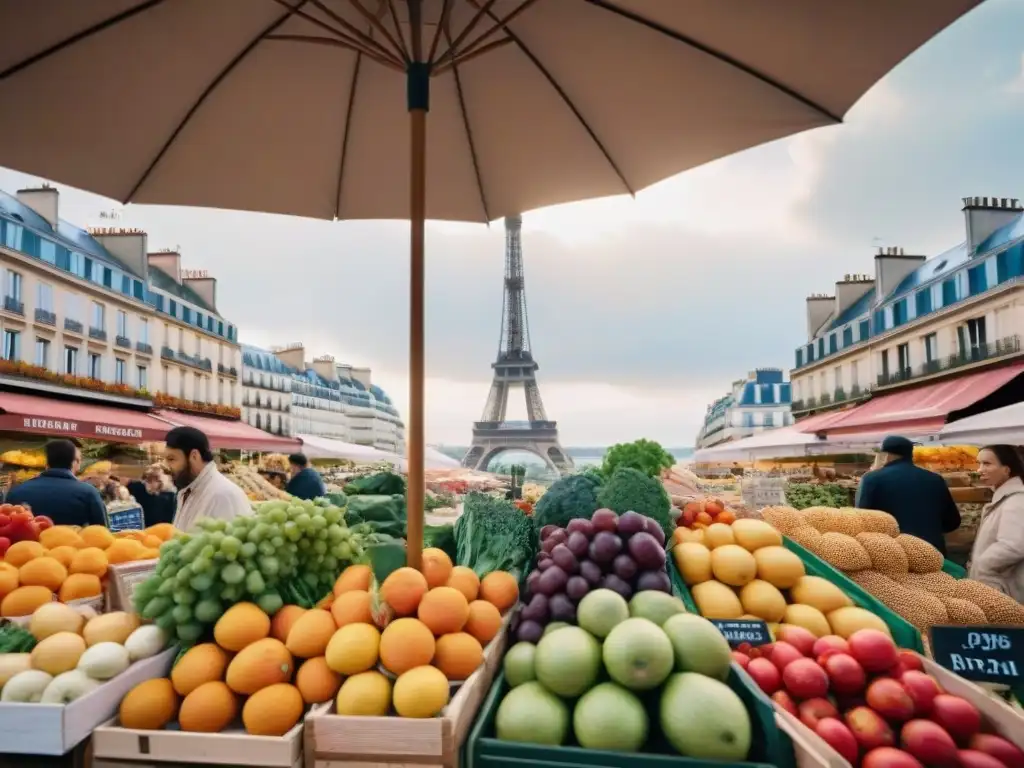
[286,453,326,500]
[7,439,107,527]
[855,435,961,554]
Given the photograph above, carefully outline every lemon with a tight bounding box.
[392,665,449,718]
[335,671,392,716]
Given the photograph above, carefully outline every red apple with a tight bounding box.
[848,629,900,673]
[772,690,799,717]
[784,658,830,699]
[732,651,750,670]
[814,634,851,658]
[899,671,942,716]
[736,642,754,656]
[931,694,982,742]
[897,650,924,672]
[824,653,867,695]
[777,625,817,657]
[862,747,925,768]
[901,720,959,767]
[866,677,916,723]
[747,657,782,695]
[846,706,896,751]
[799,697,839,730]
[959,750,1011,768]
[887,661,911,680]
[969,734,1024,768]
[771,641,806,672]
[816,718,860,764]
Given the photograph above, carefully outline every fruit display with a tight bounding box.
[913,446,979,472]
[677,497,737,529]
[737,628,1024,768]
[225,464,292,501]
[785,484,849,510]
[762,506,1024,627]
[515,508,674,643]
[0,603,168,704]
[0,450,46,469]
[1,523,179,617]
[494,604,756,759]
[0,503,54,555]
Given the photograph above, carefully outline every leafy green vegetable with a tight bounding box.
[533,473,602,531]
[600,438,675,479]
[344,471,406,496]
[785,483,848,510]
[424,523,457,562]
[345,494,406,538]
[454,492,536,579]
[596,466,673,537]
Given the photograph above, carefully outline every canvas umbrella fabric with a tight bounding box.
[0,0,983,568]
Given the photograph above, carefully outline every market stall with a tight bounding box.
[936,401,1024,445]
[296,433,404,465]
[154,409,301,453]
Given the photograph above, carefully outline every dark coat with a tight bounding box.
[7,469,108,528]
[286,467,327,500]
[126,481,177,528]
[855,458,961,554]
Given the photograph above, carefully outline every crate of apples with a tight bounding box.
[677,497,736,533]
[733,626,1024,768]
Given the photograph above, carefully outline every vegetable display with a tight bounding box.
[454,493,536,580]
[532,473,602,532]
[599,438,676,480]
[343,471,406,497]
[785,483,848,510]
[596,466,673,538]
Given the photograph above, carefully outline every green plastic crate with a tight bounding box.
[465,668,791,768]
[941,559,967,579]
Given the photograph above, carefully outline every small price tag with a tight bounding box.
[710,619,772,648]
[108,506,144,532]
[929,625,1024,685]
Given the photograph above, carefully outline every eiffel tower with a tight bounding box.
[462,215,574,476]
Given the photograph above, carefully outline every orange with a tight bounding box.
[19,557,67,592]
[225,638,294,695]
[333,564,372,596]
[331,590,373,628]
[39,527,85,549]
[119,678,180,731]
[45,545,77,569]
[379,567,428,616]
[58,573,103,602]
[446,566,480,602]
[4,540,45,568]
[463,599,502,646]
[421,547,453,588]
[432,632,483,680]
[294,656,343,704]
[105,538,144,564]
[379,618,435,675]
[68,547,108,578]
[1,585,54,617]
[417,587,469,636]
[284,609,336,658]
[144,522,177,542]
[0,567,18,600]
[479,571,518,613]
[270,605,306,643]
[142,535,163,550]
[178,681,238,733]
[80,525,115,550]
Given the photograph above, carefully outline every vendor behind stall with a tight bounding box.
[126,464,177,527]
[6,439,107,527]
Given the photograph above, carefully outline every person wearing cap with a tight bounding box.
[164,426,252,531]
[285,453,327,500]
[855,435,961,554]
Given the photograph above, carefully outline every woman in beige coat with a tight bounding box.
[969,444,1024,603]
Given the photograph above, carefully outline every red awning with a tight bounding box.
[0,391,169,442]
[154,410,301,452]
[795,408,860,435]
[814,363,1024,438]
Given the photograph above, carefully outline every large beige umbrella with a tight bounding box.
[0,0,982,568]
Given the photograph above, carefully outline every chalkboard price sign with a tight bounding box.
[108,506,144,533]
[710,619,771,648]
[929,625,1024,685]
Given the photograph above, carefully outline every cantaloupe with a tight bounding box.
[242,683,303,736]
[789,576,854,614]
[30,631,86,675]
[752,546,805,589]
[673,543,712,585]
[225,638,293,695]
[826,606,892,638]
[83,612,141,646]
[731,519,783,552]
[691,580,744,620]
[171,643,230,696]
[738,580,787,623]
[782,605,832,638]
[214,602,270,651]
[703,523,734,549]
[710,545,756,587]
[119,678,179,730]
[29,602,84,641]
[178,681,238,732]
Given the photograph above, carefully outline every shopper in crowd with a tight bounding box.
[285,453,326,500]
[855,435,961,554]
[260,469,288,490]
[969,445,1024,602]
[126,464,177,528]
[164,426,251,531]
[7,439,107,527]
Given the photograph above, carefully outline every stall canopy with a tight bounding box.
[0,392,169,443]
[423,447,461,470]
[813,363,1024,440]
[297,434,403,465]
[155,410,300,452]
[937,401,1024,445]
[693,427,822,463]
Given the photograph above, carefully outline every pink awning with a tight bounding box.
[154,410,300,452]
[0,391,169,442]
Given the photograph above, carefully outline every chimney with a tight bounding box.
[350,366,372,389]
[272,342,305,370]
[182,274,217,311]
[962,196,1023,254]
[335,362,354,381]
[16,185,58,229]
[874,246,925,299]
[834,273,873,319]
[90,224,149,280]
[806,294,834,340]
[311,355,336,382]
[147,250,182,283]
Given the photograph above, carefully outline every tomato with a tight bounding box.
[33,515,54,531]
[12,510,34,523]
[0,537,9,557]
[0,513,10,529]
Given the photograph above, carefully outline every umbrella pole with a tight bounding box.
[406,63,429,572]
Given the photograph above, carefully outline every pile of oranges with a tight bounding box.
[0,523,177,617]
[676,497,737,536]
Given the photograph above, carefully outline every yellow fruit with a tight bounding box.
[673,542,712,585]
[379,618,435,675]
[179,681,238,732]
[674,527,705,545]
[57,572,102,603]
[171,643,231,696]
[789,576,854,615]
[752,546,805,589]
[31,631,86,675]
[68,547,108,578]
[242,683,303,736]
[422,547,453,588]
[826,606,892,638]
[433,632,483,680]
[782,605,832,638]
[29,601,84,640]
[335,670,392,716]
[119,678,180,730]
[144,523,177,542]
[285,608,336,658]
[214,602,270,651]
[731,519,783,552]
[45,545,78,569]
[392,665,449,718]
[83,611,141,646]
[270,605,306,642]
[295,656,343,704]
[331,590,373,628]
[333,564,372,596]
[738,580,787,623]
[691,580,744,619]
[0,585,53,617]
[39,527,85,550]
[19,557,67,592]
[710,545,757,587]
[4,540,45,568]
[0,567,18,600]
[703,523,735,549]
[225,638,294,695]
[105,538,144,564]
[325,622,380,675]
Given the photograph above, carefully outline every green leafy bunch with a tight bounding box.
[600,438,675,479]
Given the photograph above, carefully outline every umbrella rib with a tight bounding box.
[434,0,500,65]
[123,0,311,202]
[469,0,634,196]
[0,0,167,80]
[305,0,404,65]
[439,0,539,67]
[444,28,491,223]
[334,48,364,219]
[582,0,842,122]
[266,34,402,70]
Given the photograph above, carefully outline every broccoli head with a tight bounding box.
[533,472,602,531]
[596,466,673,537]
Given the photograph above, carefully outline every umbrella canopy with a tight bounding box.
[0,1,983,568]
[936,403,1024,446]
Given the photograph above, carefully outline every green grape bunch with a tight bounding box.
[132,497,366,646]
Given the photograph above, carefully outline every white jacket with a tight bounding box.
[173,462,252,532]
[968,476,1024,603]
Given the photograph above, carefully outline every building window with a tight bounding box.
[116,310,128,338]
[968,264,988,295]
[897,343,910,375]
[960,317,987,358]
[942,279,957,307]
[997,245,1024,283]
[859,319,869,341]
[842,326,853,347]
[880,349,890,378]
[5,269,22,302]
[828,333,837,354]
[64,346,79,375]
[139,317,149,344]
[851,360,859,388]
[834,366,842,392]
[915,289,932,317]
[34,338,49,368]
[115,358,126,384]
[37,282,54,312]
[924,333,938,364]
[892,299,907,327]
[88,353,102,380]
[91,301,105,330]
[138,365,148,390]
[795,348,803,368]
[2,329,20,360]
[817,337,825,358]
[65,292,80,321]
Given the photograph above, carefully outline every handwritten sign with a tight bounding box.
[741,478,787,509]
[108,506,144,532]
[929,626,1024,685]
[710,619,772,648]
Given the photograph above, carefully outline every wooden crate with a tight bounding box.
[949,486,992,504]
[306,623,509,768]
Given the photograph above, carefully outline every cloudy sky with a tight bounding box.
[2,0,1023,448]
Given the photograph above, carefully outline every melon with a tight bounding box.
[752,546,805,589]
[738,580,787,623]
[731,519,783,552]
[77,642,131,680]
[119,678,180,730]
[826,606,891,638]
[30,631,86,675]
[29,602,84,641]
[781,605,832,638]
[710,545,757,587]
[171,643,231,696]
[789,576,853,614]
[83,612,141,647]
[691,581,744,620]
[242,683,303,736]
[225,638,294,695]
[674,543,712,586]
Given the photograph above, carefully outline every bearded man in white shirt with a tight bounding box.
[164,426,251,531]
